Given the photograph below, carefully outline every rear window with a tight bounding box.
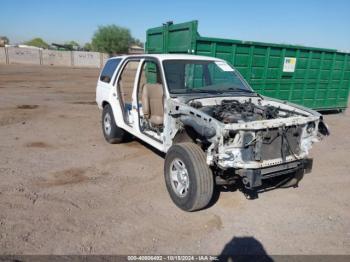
[100,59,121,83]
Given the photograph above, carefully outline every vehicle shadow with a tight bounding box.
[124,138,301,209]
[318,109,344,115]
[124,137,166,158]
[208,172,301,208]
[218,236,273,262]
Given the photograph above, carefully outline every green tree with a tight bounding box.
[65,40,80,50]
[91,25,132,55]
[0,36,9,46]
[131,38,144,48]
[24,38,48,49]
[84,43,92,51]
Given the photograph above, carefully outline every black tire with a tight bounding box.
[102,104,130,144]
[164,142,214,211]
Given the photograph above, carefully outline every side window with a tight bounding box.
[100,59,121,83]
[118,60,140,105]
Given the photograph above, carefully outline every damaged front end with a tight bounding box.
[167,96,329,190]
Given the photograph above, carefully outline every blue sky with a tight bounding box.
[1,0,350,51]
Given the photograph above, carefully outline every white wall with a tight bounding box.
[1,47,110,68]
[42,50,72,66]
[0,48,6,64]
[73,51,101,68]
[7,47,41,65]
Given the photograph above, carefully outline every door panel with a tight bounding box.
[117,60,140,125]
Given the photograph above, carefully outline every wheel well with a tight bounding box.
[102,101,109,108]
[173,126,204,144]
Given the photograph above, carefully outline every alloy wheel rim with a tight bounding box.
[170,158,190,198]
[104,113,112,135]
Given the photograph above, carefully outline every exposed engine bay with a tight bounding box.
[189,98,304,124]
[166,94,330,190]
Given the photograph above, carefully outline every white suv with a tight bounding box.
[96,54,329,211]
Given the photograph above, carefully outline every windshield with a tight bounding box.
[163,60,254,95]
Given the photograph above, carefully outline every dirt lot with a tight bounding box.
[0,64,349,255]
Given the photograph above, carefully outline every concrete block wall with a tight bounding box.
[73,51,101,68]
[7,47,41,65]
[101,53,109,67]
[1,47,110,68]
[0,48,6,64]
[42,50,72,67]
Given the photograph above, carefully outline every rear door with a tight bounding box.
[116,59,141,126]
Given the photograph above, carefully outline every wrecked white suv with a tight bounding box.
[96,54,329,211]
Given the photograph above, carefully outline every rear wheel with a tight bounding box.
[164,142,214,211]
[102,104,130,144]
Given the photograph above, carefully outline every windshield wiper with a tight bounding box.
[225,87,255,93]
[184,88,256,96]
[189,89,224,94]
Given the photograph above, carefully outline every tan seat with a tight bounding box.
[141,83,164,125]
[138,70,146,102]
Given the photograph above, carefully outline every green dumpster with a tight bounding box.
[146,21,350,110]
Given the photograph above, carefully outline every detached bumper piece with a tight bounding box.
[237,159,313,189]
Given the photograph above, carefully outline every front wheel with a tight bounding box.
[164,142,214,211]
[102,104,130,144]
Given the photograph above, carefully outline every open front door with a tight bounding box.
[136,59,165,142]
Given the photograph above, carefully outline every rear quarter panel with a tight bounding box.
[96,57,124,110]
[96,80,110,110]
[95,57,130,130]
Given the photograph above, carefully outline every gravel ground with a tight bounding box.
[0,64,349,255]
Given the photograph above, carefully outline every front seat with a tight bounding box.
[141,83,164,126]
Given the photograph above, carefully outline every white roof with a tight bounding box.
[109,53,224,62]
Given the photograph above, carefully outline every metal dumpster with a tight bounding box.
[146,21,350,110]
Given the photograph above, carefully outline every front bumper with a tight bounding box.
[236,158,313,189]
